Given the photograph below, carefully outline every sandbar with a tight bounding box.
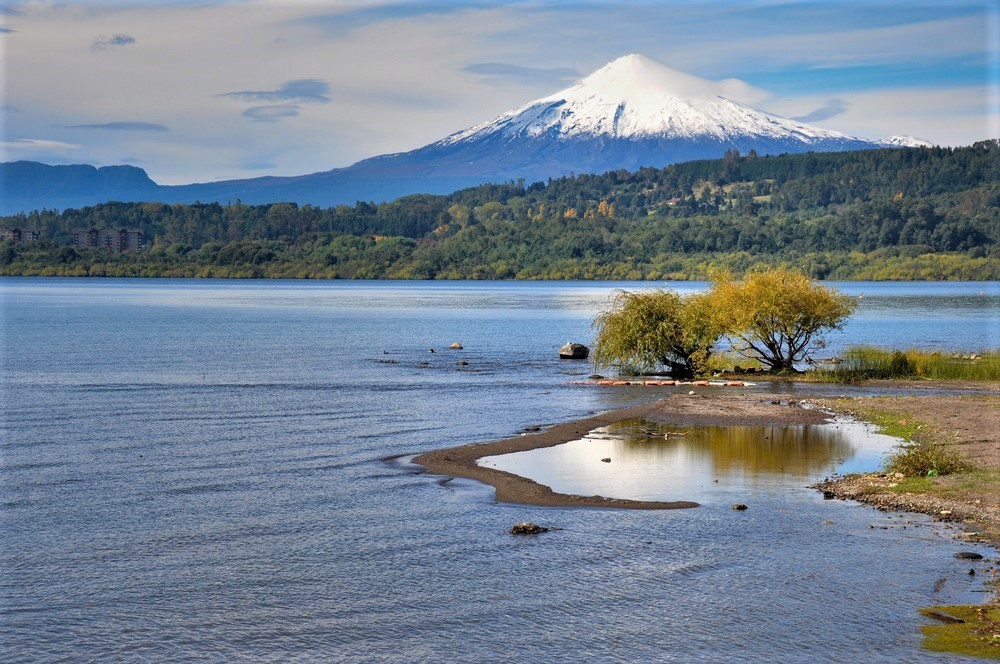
[413,392,833,509]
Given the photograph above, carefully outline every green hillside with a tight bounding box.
[3,141,997,280]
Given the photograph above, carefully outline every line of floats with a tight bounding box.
[573,379,756,388]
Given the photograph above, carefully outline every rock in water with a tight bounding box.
[449,342,463,349]
[559,342,589,359]
[731,503,748,511]
[510,522,549,535]
[954,551,983,560]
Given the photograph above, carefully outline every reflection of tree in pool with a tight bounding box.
[602,419,854,476]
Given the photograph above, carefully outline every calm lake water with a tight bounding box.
[1,278,997,662]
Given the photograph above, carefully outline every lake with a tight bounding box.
[1,278,997,662]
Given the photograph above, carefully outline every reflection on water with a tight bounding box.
[480,418,899,504]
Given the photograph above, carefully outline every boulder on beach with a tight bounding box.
[559,342,589,359]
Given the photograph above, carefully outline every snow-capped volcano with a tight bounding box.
[441,54,861,147]
[367,53,881,182]
[4,54,905,213]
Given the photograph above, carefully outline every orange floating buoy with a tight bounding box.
[692,380,710,386]
[725,381,745,387]
[612,381,629,386]
[597,380,614,386]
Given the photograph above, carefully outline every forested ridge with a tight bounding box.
[3,141,997,280]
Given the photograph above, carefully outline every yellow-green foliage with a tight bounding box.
[591,289,723,378]
[592,268,864,377]
[711,267,857,372]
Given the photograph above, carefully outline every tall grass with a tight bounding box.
[821,346,1000,382]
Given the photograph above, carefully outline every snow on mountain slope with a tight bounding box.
[879,135,934,148]
[439,54,866,147]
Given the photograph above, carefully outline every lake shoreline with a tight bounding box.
[415,385,1000,549]
[810,391,1000,550]
[413,392,833,510]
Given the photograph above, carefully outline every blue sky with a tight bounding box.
[2,0,997,184]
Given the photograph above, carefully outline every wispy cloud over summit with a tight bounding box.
[792,98,850,123]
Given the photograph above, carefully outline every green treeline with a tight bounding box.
[2,141,998,280]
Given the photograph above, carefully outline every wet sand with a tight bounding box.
[413,393,832,509]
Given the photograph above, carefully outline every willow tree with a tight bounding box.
[712,268,856,372]
[591,289,723,378]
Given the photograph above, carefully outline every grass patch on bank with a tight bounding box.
[819,347,1000,382]
[834,399,969,477]
[846,402,926,442]
[884,442,969,477]
[920,605,1000,659]
[940,469,1000,495]
[885,476,936,493]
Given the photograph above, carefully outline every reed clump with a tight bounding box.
[821,347,1000,382]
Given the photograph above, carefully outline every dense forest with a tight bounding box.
[2,141,997,280]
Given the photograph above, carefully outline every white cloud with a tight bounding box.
[766,86,997,145]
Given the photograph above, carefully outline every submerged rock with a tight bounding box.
[510,522,549,535]
[731,503,748,511]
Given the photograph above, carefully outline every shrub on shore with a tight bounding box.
[884,442,969,477]
[591,267,855,378]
